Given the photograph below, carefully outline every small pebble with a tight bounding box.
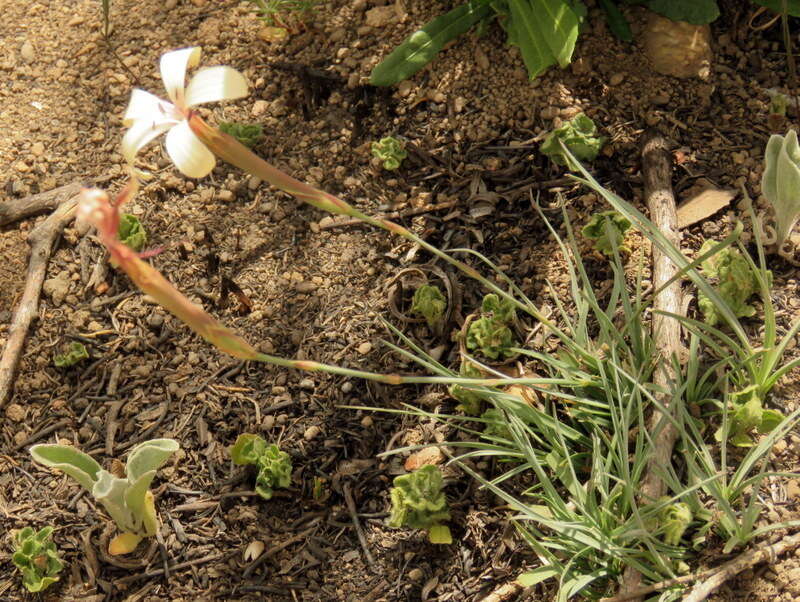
[262,415,275,430]
[299,378,315,390]
[609,72,625,86]
[5,404,25,422]
[408,568,424,581]
[20,41,35,63]
[357,342,372,354]
[341,382,353,393]
[360,416,373,428]
[304,425,321,441]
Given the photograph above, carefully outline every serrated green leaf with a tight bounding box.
[53,341,88,368]
[118,214,147,252]
[370,0,493,86]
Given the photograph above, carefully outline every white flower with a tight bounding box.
[122,47,248,178]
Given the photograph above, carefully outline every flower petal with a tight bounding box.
[165,120,216,178]
[184,66,248,108]
[121,119,173,164]
[160,47,202,107]
[123,89,178,126]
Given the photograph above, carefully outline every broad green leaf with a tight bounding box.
[126,439,179,481]
[752,0,800,16]
[53,341,88,368]
[30,444,102,491]
[93,470,134,532]
[369,0,493,86]
[646,0,720,24]
[505,0,554,79]
[125,470,157,533]
[427,524,452,544]
[230,433,267,465]
[774,130,800,247]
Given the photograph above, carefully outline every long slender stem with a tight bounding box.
[188,114,557,330]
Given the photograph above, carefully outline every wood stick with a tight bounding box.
[0,183,81,227]
[0,197,78,408]
[619,131,683,599]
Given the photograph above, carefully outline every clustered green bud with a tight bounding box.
[581,211,631,256]
[388,465,451,544]
[118,214,148,252]
[219,122,265,148]
[230,434,292,499]
[540,113,605,170]
[53,342,89,368]
[12,526,63,592]
[411,284,446,328]
[371,136,407,170]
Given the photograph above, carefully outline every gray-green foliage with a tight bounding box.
[230,434,292,499]
[54,342,88,368]
[12,527,63,593]
[696,240,770,327]
[581,211,631,255]
[388,465,451,543]
[411,284,446,328]
[540,113,605,169]
[219,122,265,149]
[30,439,179,539]
[762,129,800,251]
[118,214,147,252]
[371,136,407,170]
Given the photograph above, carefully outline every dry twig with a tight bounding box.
[619,131,683,598]
[0,183,81,227]
[0,197,79,408]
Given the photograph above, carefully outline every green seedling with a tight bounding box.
[219,122,265,149]
[371,137,407,170]
[481,293,516,324]
[230,434,292,499]
[481,408,513,441]
[467,317,515,360]
[762,129,800,251]
[12,527,63,593]
[770,93,789,118]
[582,211,631,255]
[540,113,606,170]
[388,465,451,544]
[697,241,769,327]
[118,213,147,252]
[411,284,446,328]
[466,293,518,360]
[53,342,88,368]
[449,360,485,415]
[715,385,784,447]
[657,500,692,546]
[246,0,319,33]
[30,439,179,555]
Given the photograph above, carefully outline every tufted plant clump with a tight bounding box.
[388,465,451,544]
[411,284,446,329]
[30,439,179,555]
[230,434,292,500]
[371,136,407,170]
[11,526,63,593]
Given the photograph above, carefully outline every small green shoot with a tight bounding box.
[715,385,784,447]
[581,211,631,255]
[466,293,517,360]
[53,342,88,368]
[411,284,446,328]
[449,360,485,415]
[388,465,451,544]
[12,527,63,593]
[118,214,147,252]
[540,113,605,170]
[30,439,179,555]
[770,93,789,117]
[697,240,770,327]
[230,434,292,499]
[371,137,407,170]
[658,500,692,546]
[219,122,265,149]
[246,0,319,34]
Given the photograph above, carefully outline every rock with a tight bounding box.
[43,271,71,306]
[165,0,177,8]
[360,416,373,428]
[365,6,395,27]
[408,568,424,581]
[251,100,269,116]
[642,13,711,79]
[787,479,800,500]
[357,342,372,354]
[20,41,35,63]
[304,425,321,441]
[609,72,625,86]
[295,281,317,294]
[299,378,315,390]
[247,176,261,191]
[404,447,444,470]
[5,404,25,422]
[31,142,44,156]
